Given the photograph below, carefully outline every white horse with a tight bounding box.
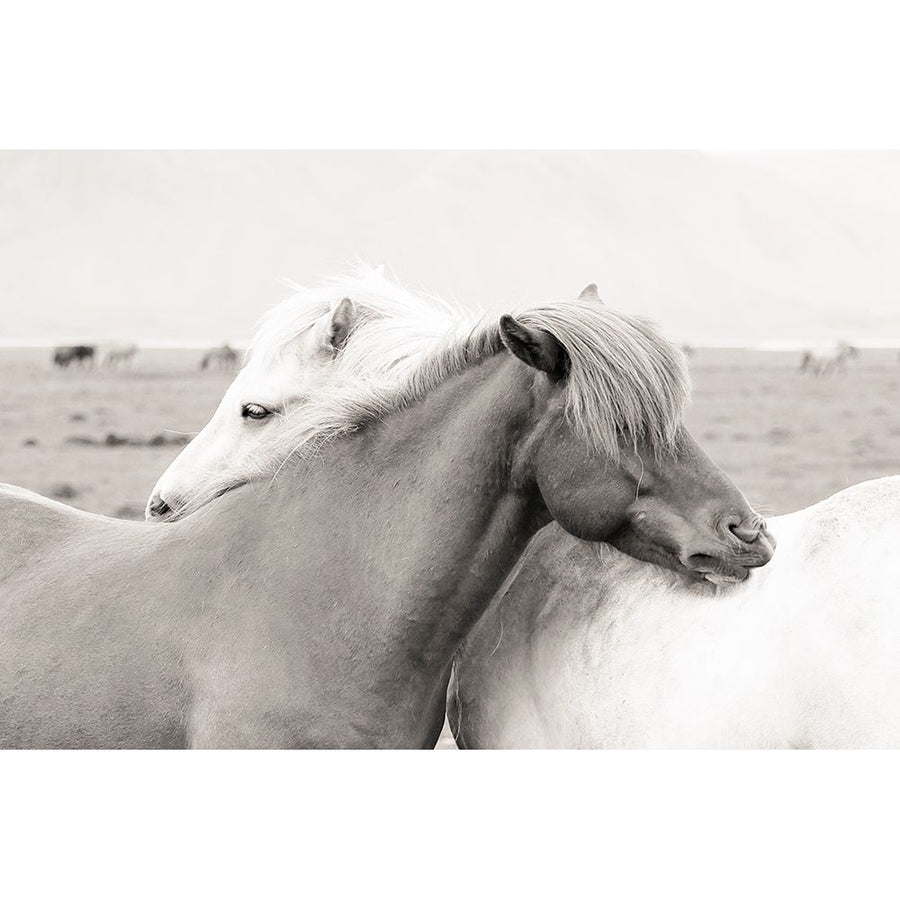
[799,341,859,376]
[147,267,480,520]
[101,343,138,368]
[199,344,239,371]
[448,475,900,748]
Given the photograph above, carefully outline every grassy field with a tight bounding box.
[2,346,899,520]
[0,348,236,519]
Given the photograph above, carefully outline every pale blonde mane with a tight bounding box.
[514,301,690,457]
[246,266,475,377]
[266,294,690,469]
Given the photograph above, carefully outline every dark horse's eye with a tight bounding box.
[241,403,271,420]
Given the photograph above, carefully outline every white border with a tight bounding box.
[2,751,897,897]
[3,0,900,148]
[3,4,900,897]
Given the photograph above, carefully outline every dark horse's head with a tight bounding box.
[499,293,774,585]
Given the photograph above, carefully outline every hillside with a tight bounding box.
[1,150,898,344]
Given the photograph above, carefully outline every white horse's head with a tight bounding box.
[146,268,476,521]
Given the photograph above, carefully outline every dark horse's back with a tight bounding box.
[0,484,189,748]
[0,484,96,576]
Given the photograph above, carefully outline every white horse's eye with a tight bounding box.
[241,403,271,420]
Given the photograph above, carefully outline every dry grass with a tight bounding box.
[682,346,900,515]
[0,348,234,519]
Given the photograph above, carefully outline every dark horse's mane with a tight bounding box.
[267,297,690,469]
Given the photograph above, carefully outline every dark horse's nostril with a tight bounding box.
[728,518,762,544]
[147,495,171,518]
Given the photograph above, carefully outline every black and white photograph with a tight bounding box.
[4,3,900,896]
[6,148,900,750]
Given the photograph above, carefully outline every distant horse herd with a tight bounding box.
[681,341,866,375]
[51,340,871,375]
[51,342,239,371]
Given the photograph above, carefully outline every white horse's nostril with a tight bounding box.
[147,495,171,519]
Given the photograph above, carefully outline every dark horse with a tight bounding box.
[52,345,95,368]
[0,295,773,747]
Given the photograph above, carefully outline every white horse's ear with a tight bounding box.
[500,315,569,380]
[578,283,601,302]
[328,297,355,351]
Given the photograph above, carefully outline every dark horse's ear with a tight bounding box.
[327,297,355,351]
[499,315,569,380]
[578,283,601,302]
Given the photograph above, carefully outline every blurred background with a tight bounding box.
[1,149,899,519]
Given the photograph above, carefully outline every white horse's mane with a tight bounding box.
[246,266,478,378]
[265,289,691,468]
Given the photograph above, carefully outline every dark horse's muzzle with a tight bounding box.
[683,515,776,584]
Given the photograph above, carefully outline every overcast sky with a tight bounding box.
[2,150,899,346]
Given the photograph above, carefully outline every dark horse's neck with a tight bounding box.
[207,353,552,748]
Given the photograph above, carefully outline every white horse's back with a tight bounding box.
[451,476,900,748]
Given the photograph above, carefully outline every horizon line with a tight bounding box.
[3,338,900,352]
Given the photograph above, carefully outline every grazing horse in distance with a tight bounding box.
[0,290,772,748]
[449,476,900,749]
[200,344,239,371]
[52,345,95,368]
[101,343,138,368]
[799,341,859,376]
[148,268,479,521]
